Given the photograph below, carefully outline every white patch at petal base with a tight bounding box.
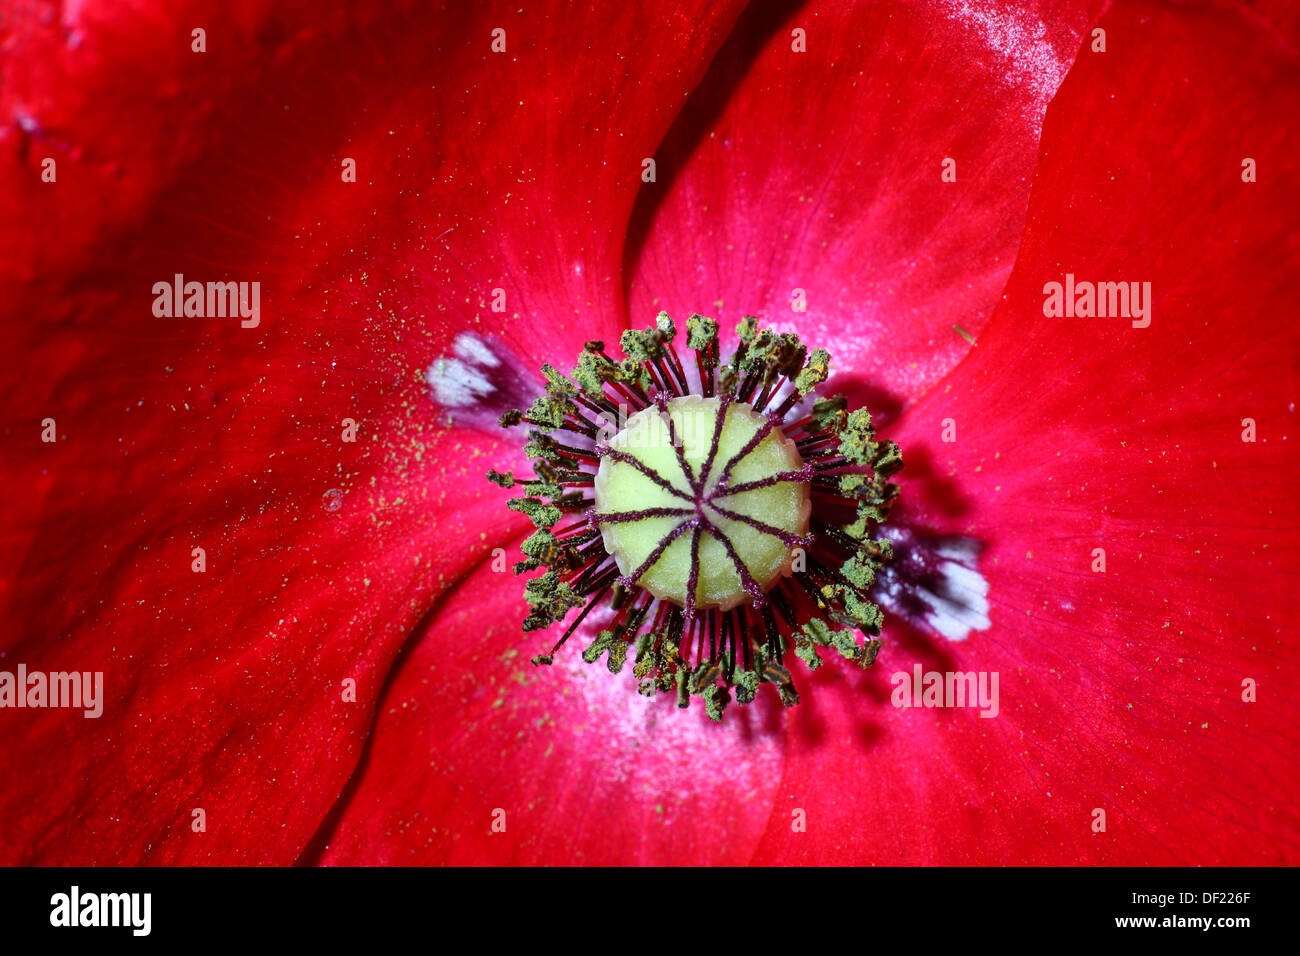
[916,559,991,642]
[452,331,501,368]
[877,528,992,643]
[427,332,506,407]
[426,356,494,407]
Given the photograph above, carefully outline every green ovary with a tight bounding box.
[593,395,811,612]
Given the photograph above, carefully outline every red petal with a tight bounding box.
[0,0,747,863]
[754,2,1300,864]
[625,0,1103,401]
[309,535,789,866]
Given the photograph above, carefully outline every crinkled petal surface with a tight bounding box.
[0,0,747,864]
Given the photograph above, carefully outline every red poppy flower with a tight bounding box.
[2,0,1296,866]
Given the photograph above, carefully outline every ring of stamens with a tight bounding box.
[491,311,903,720]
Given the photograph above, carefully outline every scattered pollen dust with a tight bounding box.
[938,0,1070,117]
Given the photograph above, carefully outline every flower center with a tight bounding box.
[593,395,812,615]
[490,311,904,719]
